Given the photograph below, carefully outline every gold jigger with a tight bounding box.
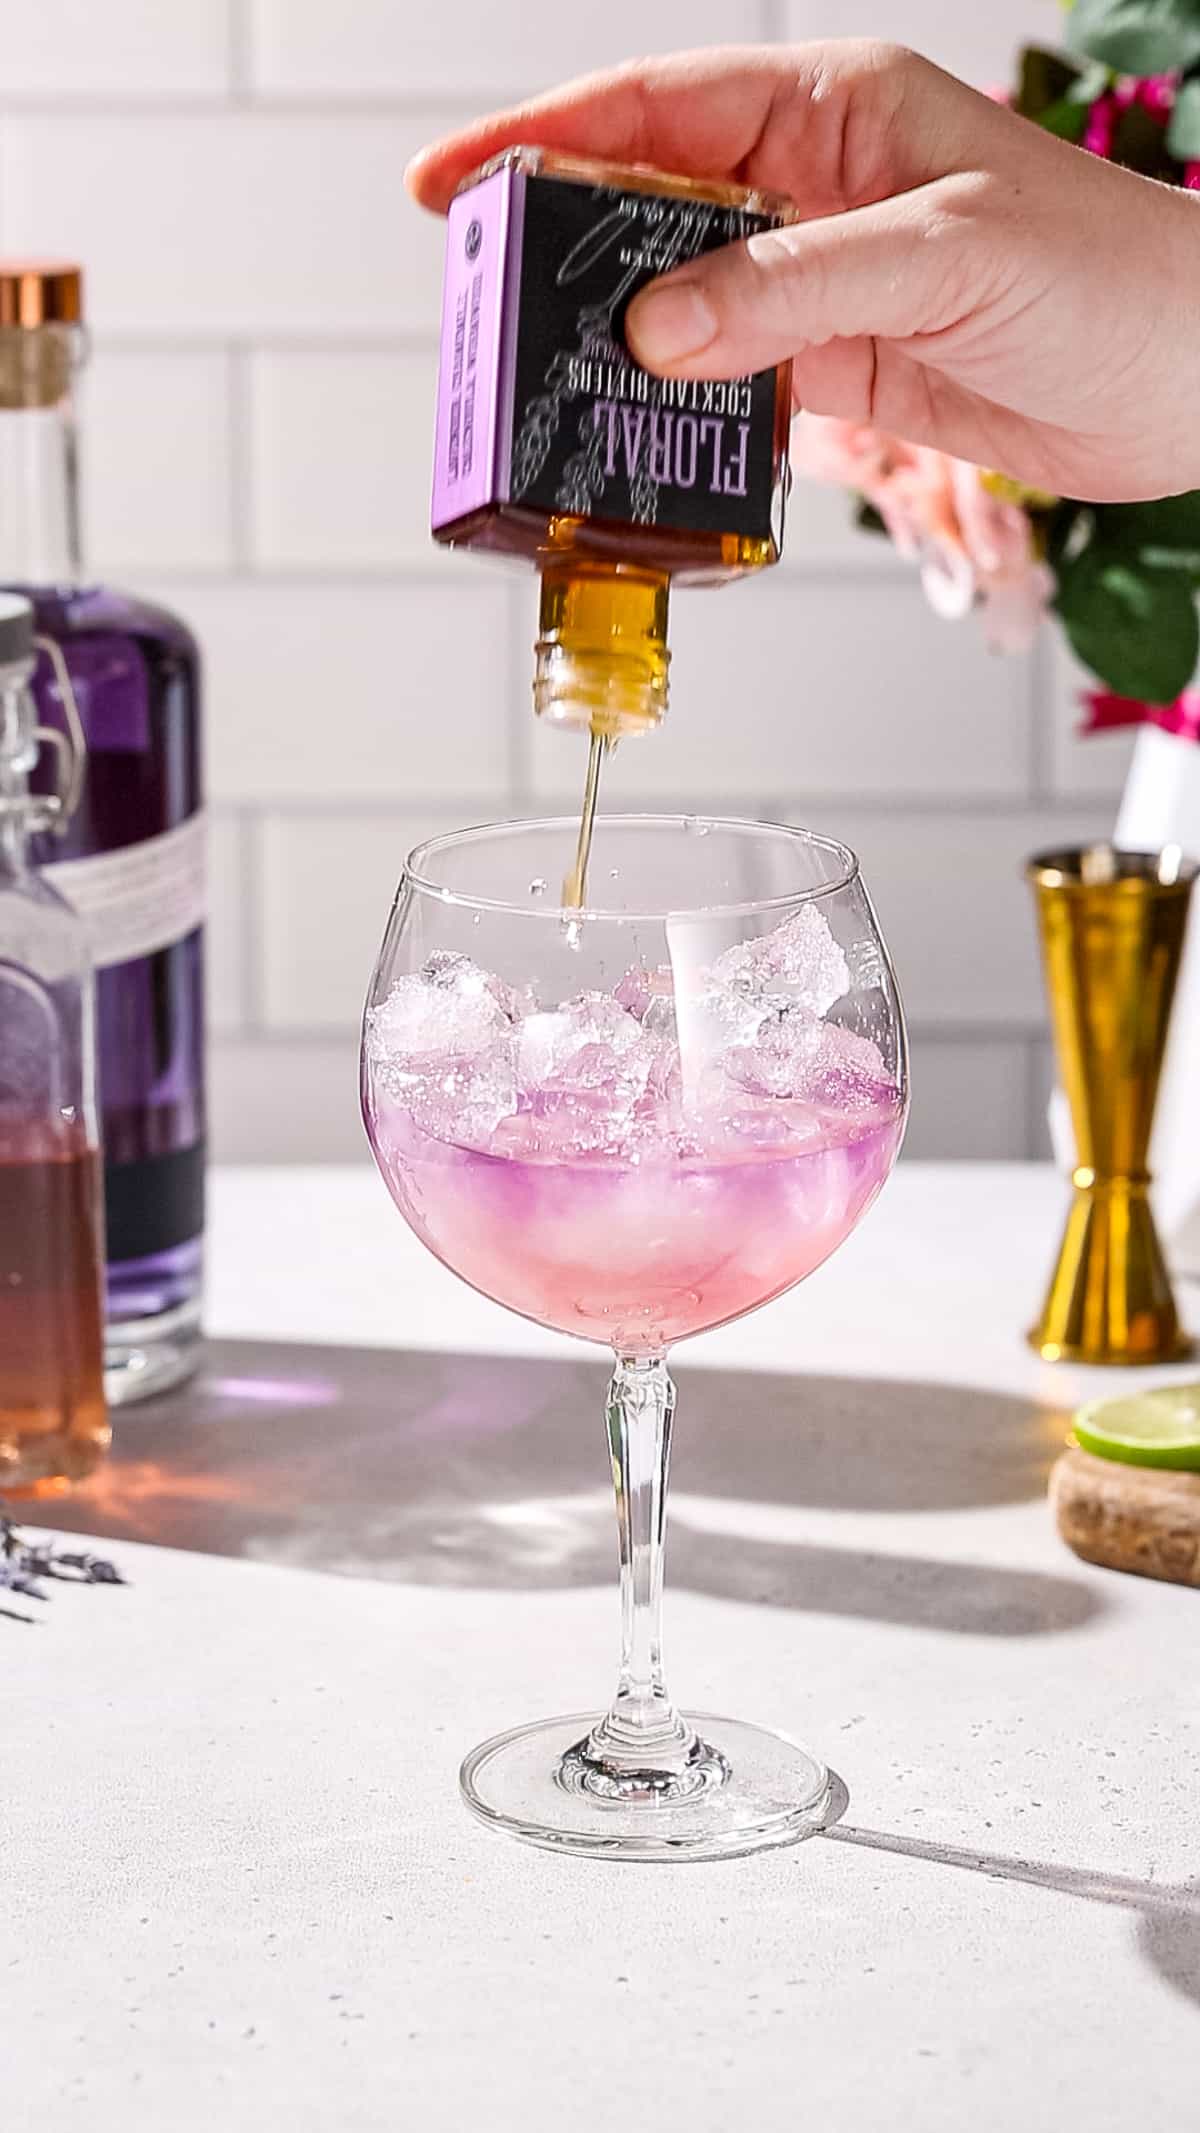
[1027,845,1196,1366]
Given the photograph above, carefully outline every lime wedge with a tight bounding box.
[1074,1386,1200,1470]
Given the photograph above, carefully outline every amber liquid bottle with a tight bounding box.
[0,592,107,1497]
[430,148,794,760]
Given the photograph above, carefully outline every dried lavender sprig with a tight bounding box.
[0,1557,49,1599]
[0,1513,125,1594]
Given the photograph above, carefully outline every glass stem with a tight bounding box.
[584,1355,696,1778]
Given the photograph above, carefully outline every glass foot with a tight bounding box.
[460,1712,834,1861]
[104,1298,202,1407]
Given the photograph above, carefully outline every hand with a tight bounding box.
[407,41,1200,503]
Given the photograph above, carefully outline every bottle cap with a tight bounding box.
[0,262,83,328]
[0,592,35,669]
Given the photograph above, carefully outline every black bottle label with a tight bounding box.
[433,167,786,546]
[508,175,780,540]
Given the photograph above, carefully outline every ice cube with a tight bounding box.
[614,964,653,1018]
[515,992,645,1093]
[725,1012,895,1118]
[367,955,511,1067]
[712,905,849,1015]
[404,1042,518,1151]
[808,1022,896,1114]
[723,1003,825,1097]
[515,992,656,1153]
[672,983,787,1108]
[514,1010,572,1090]
[641,993,679,1044]
[614,962,674,1020]
[642,1034,682,1108]
[364,954,524,1151]
[422,948,523,1022]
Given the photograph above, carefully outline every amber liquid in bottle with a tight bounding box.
[431,148,794,906]
[0,1125,108,1497]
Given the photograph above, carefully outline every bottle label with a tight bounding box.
[41,810,206,971]
[105,1139,206,1264]
[433,167,785,545]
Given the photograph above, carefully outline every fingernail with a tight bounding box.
[627,279,718,364]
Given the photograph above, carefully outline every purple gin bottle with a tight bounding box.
[0,263,205,1403]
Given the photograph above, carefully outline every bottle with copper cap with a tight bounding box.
[0,261,206,1406]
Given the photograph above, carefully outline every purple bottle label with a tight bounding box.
[432,167,785,546]
[432,169,516,528]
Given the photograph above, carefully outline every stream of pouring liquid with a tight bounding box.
[561,727,609,910]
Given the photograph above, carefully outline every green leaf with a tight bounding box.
[1139,546,1200,575]
[1037,95,1090,142]
[1167,74,1200,156]
[1046,502,1088,573]
[1095,493,1200,553]
[1014,45,1084,119]
[1070,60,1119,102]
[1054,547,1200,700]
[1067,0,1200,76]
[854,499,887,537]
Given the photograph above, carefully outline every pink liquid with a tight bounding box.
[371,1108,901,1353]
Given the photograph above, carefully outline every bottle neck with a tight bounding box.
[0,665,40,879]
[534,563,670,740]
[0,328,83,586]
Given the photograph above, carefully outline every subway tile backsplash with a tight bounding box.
[1,0,1097,1162]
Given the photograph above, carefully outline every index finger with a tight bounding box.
[404,41,975,220]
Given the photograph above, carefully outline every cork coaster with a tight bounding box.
[1051,1446,1200,1587]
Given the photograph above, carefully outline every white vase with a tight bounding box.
[1045,723,1200,1275]
[1109,724,1200,1275]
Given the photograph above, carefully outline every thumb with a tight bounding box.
[625,178,990,377]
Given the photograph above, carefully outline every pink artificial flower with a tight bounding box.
[791,412,1053,653]
[1137,73,1178,117]
[1083,92,1117,156]
[1082,72,1178,159]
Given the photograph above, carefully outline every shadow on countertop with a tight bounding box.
[824,1784,1200,2015]
[28,1337,1099,1638]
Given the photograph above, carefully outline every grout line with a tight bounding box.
[0,94,237,116]
[110,549,1051,601]
[238,808,266,1039]
[225,342,253,571]
[197,786,1119,825]
[211,1027,360,1053]
[128,557,913,587]
[0,93,499,119]
[92,330,442,356]
[1024,1033,1040,1160]
[208,795,532,824]
[128,560,497,587]
[1025,1030,1053,1159]
[1027,614,1055,801]
[758,0,790,41]
[229,805,254,1037]
[908,1020,1051,1043]
[507,579,535,808]
[226,0,252,101]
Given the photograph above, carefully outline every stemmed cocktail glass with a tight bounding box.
[362,816,906,1859]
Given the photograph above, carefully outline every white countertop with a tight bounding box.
[8,1163,1200,2129]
